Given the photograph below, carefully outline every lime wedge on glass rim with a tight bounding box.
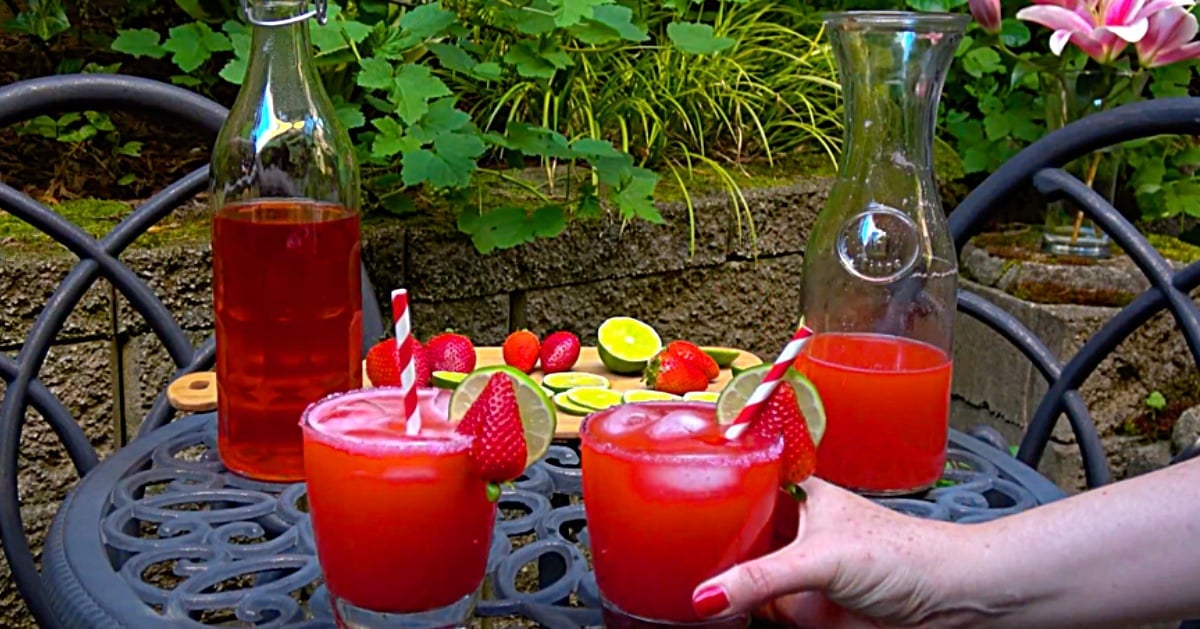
[566,386,624,411]
[716,364,826,445]
[597,317,663,375]
[622,389,680,403]
[553,391,593,416]
[542,371,610,393]
[449,366,556,467]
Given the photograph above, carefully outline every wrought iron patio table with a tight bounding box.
[41,411,1065,629]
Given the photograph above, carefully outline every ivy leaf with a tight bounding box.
[505,123,576,158]
[549,0,612,28]
[962,48,1003,78]
[334,98,366,130]
[400,3,457,39]
[401,130,485,188]
[408,98,471,143]
[6,0,70,41]
[666,22,734,55]
[983,111,1011,141]
[390,63,452,124]
[428,42,477,74]
[162,22,233,72]
[999,19,1030,47]
[342,20,373,43]
[531,205,566,238]
[473,62,503,80]
[371,116,419,158]
[357,56,394,89]
[111,29,166,59]
[589,5,647,41]
[461,206,531,254]
[219,55,247,84]
[611,168,661,222]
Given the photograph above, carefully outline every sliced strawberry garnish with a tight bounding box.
[749,382,817,485]
[459,373,528,487]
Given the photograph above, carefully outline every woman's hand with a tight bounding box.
[692,478,987,628]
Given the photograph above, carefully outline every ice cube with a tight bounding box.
[642,464,740,498]
[417,387,451,423]
[644,410,712,441]
[595,405,655,436]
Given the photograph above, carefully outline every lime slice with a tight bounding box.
[566,386,624,411]
[553,391,593,416]
[622,389,680,403]
[597,317,663,375]
[730,363,755,377]
[449,366,557,466]
[542,371,610,393]
[431,370,467,389]
[701,347,741,368]
[683,391,720,403]
[716,365,826,445]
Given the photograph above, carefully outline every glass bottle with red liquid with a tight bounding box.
[796,12,969,496]
[209,0,362,481]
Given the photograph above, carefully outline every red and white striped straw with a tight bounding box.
[725,319,815,439]
[391,289,421,436]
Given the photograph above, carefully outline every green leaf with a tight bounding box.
[370,116,419,158]
[334,98,365,130]
[503,41,557,78]
[57,123,98,144]
[117,173,137,186]
[111,29,166,59]
[961,143,993,174]
[905,0,966,10]
[390,63,452,124]
[162,22,233,72]
[401,130,485,188]
[501,5,557,35]
[6,0,70,41]
[549,0,611,28]
[1146,390,1167,410]
[589,5,647,41]
[531,205,566,238]
[1150,63,1193,98]
[572,137,623,159]
[378,193,417,216]
[473,62,503,80]
[115,141,143,157]
[999,19,1031,47]
[219,56,247,84]
[983,111,1011,141]
[505,123,576,158]
[461,206,532,254]
[400,3,457,39]
[84,111,115,132]
[962,48,1003,78]
[16,115,58,139]
[341,20,373,44]
[666,22,734,55]
[357,56,394,89]
[577,188,602,218]
[428,42,477,74]
[1174,146,1200,167]
[612,167,661,222]
[407,98,470,143]
[1164,180,1200,218]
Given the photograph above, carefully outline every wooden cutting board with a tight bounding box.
[166,346,764,438]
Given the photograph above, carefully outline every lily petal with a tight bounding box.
[1018,4,1098,32]
[1103,18,1151,41]
[1050,29,1075,53]
[1103,0,1145,25]
[1148,39,1200,65]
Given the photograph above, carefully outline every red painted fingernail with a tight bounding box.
[692,584,730,618]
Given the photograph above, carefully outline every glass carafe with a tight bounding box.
[209,0,362,482]
[796,11,967,496]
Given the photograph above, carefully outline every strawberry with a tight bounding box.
[426,332,476,373]
[748,383,817,484]
[458,373,528,485]
[540,331,581,374]
[664,340,719,381]
[644,350,709,395]
[413,339,431,388]
[502,330,541,373]
[365,338,401,386]
[365,338,432,387]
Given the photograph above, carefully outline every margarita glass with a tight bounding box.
[580,401,782,628]
[301,386,496,628]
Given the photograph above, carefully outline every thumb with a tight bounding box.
[692,545,838,618]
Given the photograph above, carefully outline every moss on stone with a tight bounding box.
[1008,280,1136,308]
[0,198,210,251]
[1147,233,1200,264]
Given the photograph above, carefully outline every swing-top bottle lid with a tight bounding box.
[240,0,328,27]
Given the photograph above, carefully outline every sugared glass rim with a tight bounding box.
[824,10,971,32]
[300,386,472,455]
[578,401,783,467]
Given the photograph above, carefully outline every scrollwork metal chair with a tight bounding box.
[0,73,384,627]
[949,96,1200,488]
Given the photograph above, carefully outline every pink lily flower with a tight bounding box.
[970,0,1003,33]
[1136,6,1200,66]
[1017,0,1196,63]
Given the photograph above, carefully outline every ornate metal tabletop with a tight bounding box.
[42,412,1066,628]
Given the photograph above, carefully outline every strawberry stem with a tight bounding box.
[486,482,502,502]
[783,482,807,503]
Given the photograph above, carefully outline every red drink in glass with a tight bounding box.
[302,387,496,626]
[213,199,363,481]
[794,332,952,495]
[581,402,782,627]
